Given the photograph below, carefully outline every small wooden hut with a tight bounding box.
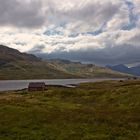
[28,82,46,91]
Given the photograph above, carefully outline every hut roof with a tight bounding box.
[28,82,45,88]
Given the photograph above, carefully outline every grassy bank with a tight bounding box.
[0,80,140,140]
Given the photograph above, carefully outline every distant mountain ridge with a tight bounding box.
[0,45,131,80]
[107,64,140,76]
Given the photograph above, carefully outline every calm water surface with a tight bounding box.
[0,78,123,91]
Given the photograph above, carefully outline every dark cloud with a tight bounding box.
[0,0,140,66]
[0,0,45,28]
[34,45,140,65]
[29,45,46,54]
[47,0,120,30]
[0,0,121,29]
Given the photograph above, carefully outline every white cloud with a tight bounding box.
[0,0,140,65]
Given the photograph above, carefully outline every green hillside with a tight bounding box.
[0,80,140,139]
[46,59,131,78]
[0,45,131,80]
[0,60,78,80]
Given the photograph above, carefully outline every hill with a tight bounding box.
[0,45,40,63]
[0,45,79,79]
[46,59,130,78]
[0,45,130,80]
[108,64,140,76]
[0,80,140,139]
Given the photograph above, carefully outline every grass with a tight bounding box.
[0,80,140,140]
[0,60,130,80]
[0,61,79,80]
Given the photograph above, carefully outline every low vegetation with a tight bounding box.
[0,80,140,139]
[0,45,130,79]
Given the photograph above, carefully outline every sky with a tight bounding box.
[0,0,140,65]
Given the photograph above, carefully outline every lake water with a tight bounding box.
[0,78,123,91]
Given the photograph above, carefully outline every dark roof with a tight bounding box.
[28,82,45,88]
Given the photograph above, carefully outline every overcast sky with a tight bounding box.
[0,0,140,65]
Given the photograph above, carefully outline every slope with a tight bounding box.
[0,45,131,79]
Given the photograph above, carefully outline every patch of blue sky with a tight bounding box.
[69,23,106,37]
[82,24,105,36]
[44,29,63,36]
[43,24,65,36]
[122,0,138,30]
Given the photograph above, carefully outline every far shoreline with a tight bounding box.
[0,78,128,92]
